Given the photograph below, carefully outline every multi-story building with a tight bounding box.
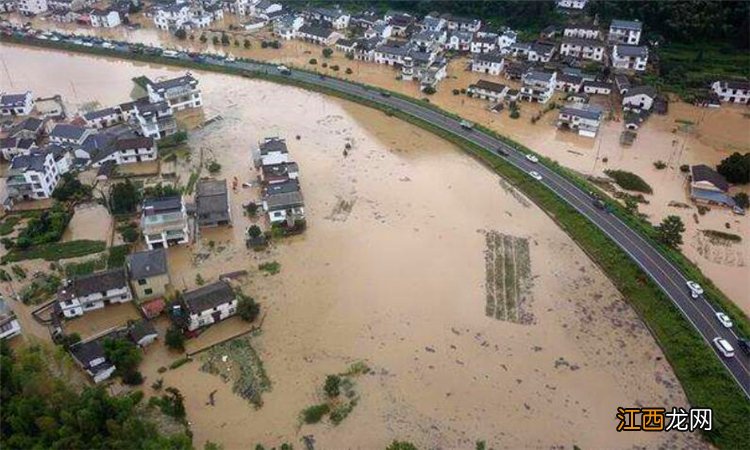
[528,41,556,63]
[467,79,508,102]
[83,106,123,128]
[445,30,473,52]
[16,0,48,15]
[126,248,170,302]
[132,101,177,140]
[608,19,642,45]
[196,179,231,227]
[441,13,481,33]
[295,23,339,46]
[303,7,350,30]
[153,3,191,31]
[5,151,59,201]
[711,80,750,104]
[273,14,304,40]
[611,45,649,72]
[471,52,505,76]
[89,8,121,28]
[147,74,202,111]
[520,70,557,104]
[0,91,34,116]
[0,298,21,341]
[48,123,94,146]
[623,85,657,111]
[141,195,190,249]
[91,136,158,167]
[263,190,305,225]
[176,280,238,331]
[556,0,588,10]
[56,268,133,318]
[470,34,497,54]
[563,24,600,40]
[557,104,604,138]
[560,37,605,61]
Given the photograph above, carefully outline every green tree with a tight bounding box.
[103,338,142,384]
[52,173,91,202]
[200,33,207,43]
[165,326,185,351]
[244,39,251,49]
[624,196,639,214]
[322,47,333,58]
[733,192,749,209]
[324,374,341,397]
[422,86,436,95]
[656,215,686,247]
[237,294,260,322]
[212,35,220,45]
[143,183,180,198]
[386,441,418,450]
[207,161,221,174]
[174,28,187,40]
[110,179,141,214]
[221,33,230,46]
[717,152,750,184]
[248,225,262,239]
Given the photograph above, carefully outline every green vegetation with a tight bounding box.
[237,292,261,322]
[733,192,749,209]
[207,160,222,174]
[51,174,92,202]
[717,152,750,184]
[301,404,330,424]
[0,343,191,449]
[300,362,368,426]
[258,261,280,275]
[324,374,341,397]
[149,387,186,419]
[104,338,143,385]
[653,160,667,170]
[110,179,141,214]
[7,36,749,448]
[322,47,333,58]
[386,441,418,450]
[9,204,71,249]
[3,240,106,263]
[118,221,140,243]
[184,171,200,195]
[19,273,61,305]
[200,337,271,408]
[107,244,130,268]
[656,215,686,248]
[169,357,191,370]
[702,229,743,243]
[0,216,21,236]
[165,326,186,352]
[64,255,106,277]
[604,170,653,194]
[195,273,205,285]
[144,182,181,198]
[174,29,187,40]
[159,130,188,149]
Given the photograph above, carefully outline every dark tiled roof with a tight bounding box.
[127,248,169,279]
[475,52,504,64]
[611,19,642,31]
[57,268,128,302]
[149,74,197,92]
[691,165,729,192]
[196,179,229,216]
[259,138,288,155]
[182,280,235,314]
[265,191,304,210]
[471,79,507,93]
[265,180,300,196]
[10,152,47,172]
[615,45,648,58]
[298,24,334,39]
[84,107,119,120]
[624,85,657,98]
[0,92,29,107]
[560,104,603,120]
[128,320,157,343]
[10,117,43,134]
[50,123,88,140]
[70,339,106,367]
[143,196,182,214]
[116,136,154,150]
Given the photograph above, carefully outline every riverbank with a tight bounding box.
[0,40,748,448]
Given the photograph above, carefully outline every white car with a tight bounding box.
[715,312,733,328]
[713,337,735,358]
[528,170,542,181]
[226,55,236,63]
[525,154,539,163]
[686,281,704,298]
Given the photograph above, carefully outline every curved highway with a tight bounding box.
[2,32,748,398]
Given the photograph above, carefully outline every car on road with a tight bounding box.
[528,170,542,181]
[226,55,236,63]
[460,120,474,130]
[496,147,509,157]
[277,65,291,75]
[525,154,539,163]
[713,337,735,358]
[686,281,704,298]
[737,339,750,355]
[715,312,733,328]
[592,198,606,210]
[380,91,391,97]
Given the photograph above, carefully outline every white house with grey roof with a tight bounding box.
[471,52,505,76]
[49,123,94,146]
[153,3,191,30]
[711,80,750,104]
[177,280,238,331]
[126,248,170,302]
[470,34,497,54]
[560,37,606,61]
[147,74,202,111]
[6,151,59,201]
[528,41,556,62]
[196,179,231,228]
[90,136,157,167]
[0,91,34,116]
[556,0,587,10]
[520,70,557,104]
[254,137,289,167]
[445,30,473,52]
[441,13,481,33]
[563,24,600,40]
[141,196,190,249]
[16,0,48,15]
[623,86,657,111]
[263,190,305,225]
[468,80,508,102]
[56,268,133,318]
[89,8,121,28]
[557,104,604,138]
[274,14,304,40]
[608,19,642,45]
[611,45,648,72]
[296,23,339,45]
[133,101,177,140]
[0,298,21,341]
[83,107,124,129]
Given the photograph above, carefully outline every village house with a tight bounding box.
[608,19,642,45]
[176,280,238,332]
[470,34,497,54]
[711,80,750,104]
[49,123,94,146]
[0,0,16,13]
[132,101,177,140]
[83,107,123,129]
[471,52,505,76]
[350,10,379,30]
[611,44,649,72]
[503,60,529,81]
[411,29,445,52]
[520,70,557,104]
[335,38,357,54]
[6,117,44,142]
[445,30,473,52]
[385,11,416,37]
[56,268,133,318]
[582,80,612,95]
[152,3,191,31]
[296,23,339,46]
[689,164,735,207]
[615,74,631,94]
[273,14,304,40]
[303,7,350,30]
[0,91,34,116]
[263,190,305,225]
[196,178,231,227]
[563,24,600,40]
[250,0,282,19]
[507,41,531,58]
[89,8,121,27]
[5,151,59,201]
[441,13,481,33]
[556,0,588,10]
[147,74,202,111]
[0,298,21,341]
[0,137,37,161]
[498,30,518,51]
[374,40,413,66]
[556,73,584,93]
[528,41,556,62]
[622,85,657,111]
[260,161,299,185]
[126,248,170,303]
[141,195,190,249]
[421,14,446,32]
[254,137,288,167]
[353,37,379,62]
[560,37,606,61]
[364,21,393,41]
[557,103,604,138]
[91,136,157,167]
[468,80,509,102]
[16,0,48,15]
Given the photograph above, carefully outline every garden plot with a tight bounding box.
[484,231,534,324]
[199,336,271,408]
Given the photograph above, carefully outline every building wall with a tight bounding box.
[131,273,170,301]
[187,299,238,331]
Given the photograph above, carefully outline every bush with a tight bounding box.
[386,442,418,450]
[15,204,71,247]
[110,179,140,214]
[422,86,436,95]
[604,170,654,194]
[207,160,221,174]
[452,89,460,95]
[733,192,749,209]
[52,173,91,202]
[656,215,686,247]
[330,65,339,71]
[220,34,230,46]
[301,404,330,424]
[345,68,353,74]
[345,53,354,60]
[509,109,520,119]
[243,39,251,49]
[322,48,333,58]
[237,293,260,322]
[680,164,690,173]
[174,29,187,40]
[258,261,280,275]
[199,34,207,43]
[324,375,341,397]
[653,160,667,170]
[717,152,750,184]
[308,58,317,65]
[321,62,328,68]
[165,326,185,351]
[212,36,220,45]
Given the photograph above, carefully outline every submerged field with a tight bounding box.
[0,45,710,449]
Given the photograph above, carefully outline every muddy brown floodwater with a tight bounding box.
[0,44,708,449]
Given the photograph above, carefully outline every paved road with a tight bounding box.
[6,33,748,398]
[215,59,750,396]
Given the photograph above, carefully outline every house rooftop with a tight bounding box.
[614,44,648,58]
[148,74,198,92]
[259,138,288,155]
[265,191,304,210]
[10,117,44,135]
[611,19,642,31]
[143,196,183,214]
[265,179,300,196]
[625,85,657,98]
[475,52,504,64]
[50,123,88,141]
[84,107,119,121]
[9,152,47,173]
[471,79,507,93]
[127,248,169,280]
[57,268,128,303]
[560,104,604,121]
[196,179,229,217]
[562,36,605,47]
[128,320,157,343]
[182,280,235,314]
[691,164,729,192]
[0,92,30,107]
[298,24,334,39]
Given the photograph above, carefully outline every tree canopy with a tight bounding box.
[656,215,686,248]
[717,152,750,184]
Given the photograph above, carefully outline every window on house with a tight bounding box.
[144,288,153,295]
[138,279,147,285]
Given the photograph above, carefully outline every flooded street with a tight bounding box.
[0,44,708,449]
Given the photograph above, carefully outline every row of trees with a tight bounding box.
[110,180,181,215]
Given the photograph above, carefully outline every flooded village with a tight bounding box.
[0,1,748,450]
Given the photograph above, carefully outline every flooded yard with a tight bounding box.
[0,44,709,449]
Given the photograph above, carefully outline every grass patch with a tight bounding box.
[64,255,106,277]
[107,244,130,268]
[702,230,742,243]
[0,216,21,236]
[2,240,106,263]
[200,337,271,408]
[183,171,199,195]
[301,404,330,424]
[604,170,654,194]
[258,261,280,275]
[169,357,191,370]
[20,273,61,305]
